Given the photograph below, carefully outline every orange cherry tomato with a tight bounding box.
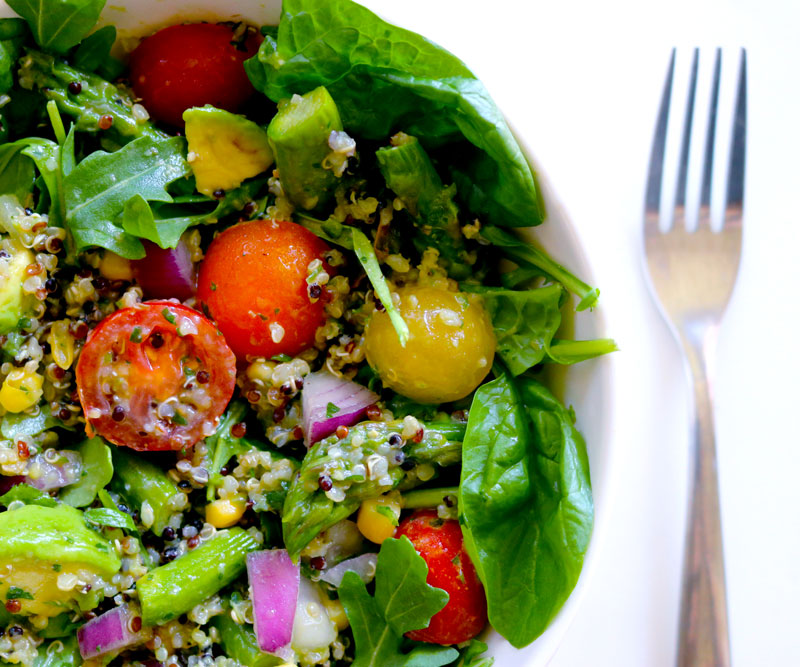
[396,510,488,645]
[75,301,236,451]
[129,23,260,127]
[196,219,332,360]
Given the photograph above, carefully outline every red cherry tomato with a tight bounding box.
[396,510,488,645]
[196,219,332,360]
[76,301,236,451]
[129,23,260,127]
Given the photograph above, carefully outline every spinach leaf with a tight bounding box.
[459,371,593,648]
[456,640,494,667]
[33,635,82,667]
[351,227,409,346]
[1,405,59,440]
[205,401,250,501]
[339,536,459,667]
[480,226,600,311]
[72,24,116,73]
[63,134,190,258]
[84,506,136,531]
[0,20,26,95]
[7,0,105,54]
[245,0,543,229]
[120,193,193,249]
[38,612,82,639]
[60,437,113,508]
[0,483,56,507]
[0,139,37,205]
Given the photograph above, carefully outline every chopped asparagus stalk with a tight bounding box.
[137,528,259,625]
[267,86,343,210]
[377,133,472,279]
[110,447,180,535]
[282,420,465,558]
[18,49,165,143]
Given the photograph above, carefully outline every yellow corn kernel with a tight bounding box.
[47,320,74,370]
[322,597,349,631]
[0,368,43,413]
[357,491,402,545]
[98,251,133,281]
[206,496,247,528]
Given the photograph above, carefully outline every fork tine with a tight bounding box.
[724,48,747,225]
[697,49,722,231]
[644,49,675,236]
[672,49,699,230]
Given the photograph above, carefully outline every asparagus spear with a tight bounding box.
[267,86,343,210]
[110,447,180,535]
[18,49,165,143]
[282,420,465,558]
[137,528,258,625]
[376,133,473,279]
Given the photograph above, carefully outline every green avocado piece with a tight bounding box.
[183,105,273,197]
[0,238,34,335]
[267,86,344,210]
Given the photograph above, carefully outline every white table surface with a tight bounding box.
[367,1,800,664]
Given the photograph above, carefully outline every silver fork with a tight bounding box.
[643,48,746,667]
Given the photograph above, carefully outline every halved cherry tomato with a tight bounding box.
[196,219,332,360]
[129,23,260,127]
[75,301,236,451]
[396,509,488,645]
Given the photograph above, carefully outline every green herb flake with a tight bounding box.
[161,308,176,324]
[129,326,143,343]
[375,505,398,526]
[271,354,292,363]
[52,563,61,572]
[6,586,34,600]
[210,282,217,291]
[325,402,340,418]
[172,413,188,426]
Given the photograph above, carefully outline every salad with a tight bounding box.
[0,0,617,665]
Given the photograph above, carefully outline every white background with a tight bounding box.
[368,0,800,665]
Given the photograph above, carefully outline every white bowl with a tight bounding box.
[0,1,618,664]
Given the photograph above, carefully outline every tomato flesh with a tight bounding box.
[197,219,332,360]
[76,301,236,451]
[129,23,260,127]
[396,510,488,645]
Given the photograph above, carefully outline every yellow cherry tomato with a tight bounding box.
[364,285,495,403]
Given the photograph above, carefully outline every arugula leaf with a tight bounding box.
[84,506,136,531]
[479,226,599,311]
[339,536,458,667]
[7,0,105,54]
[246,0,542,229]
[459,370,593,648]
[351,227,409,346]
[0,483,56,507]
[60,438,113,508]
[63,135,190,258]
[72,24,116,73]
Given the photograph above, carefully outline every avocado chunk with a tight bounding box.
[0,504,121,616]
[267,86,344,210]
[0,237,34,335]
[183,105,273,197]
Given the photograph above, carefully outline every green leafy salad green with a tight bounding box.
[0,0,616,665]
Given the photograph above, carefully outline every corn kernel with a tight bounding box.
[206,496,247,528]
[0,368,43,412]
[357,491,401,545]
[47,320,74,370]
[98,251,133,281]
[322,597,349,631]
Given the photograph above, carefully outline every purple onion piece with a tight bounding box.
[319,553,378,588]
[301,371,379,447]
[25,450,82,491]
[77,604,148,659]
[132,239,196,301]
[247,549,300,654]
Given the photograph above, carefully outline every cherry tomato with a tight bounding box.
[396,510,487,645]
[76,301,236,451]
[196,219,332,360]
[129,23,260,127]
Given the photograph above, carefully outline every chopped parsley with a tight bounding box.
[161,308,176,324]
[172,413,188,426]
[326,402,340,417]
[7,586,34,600]
[129,326,143,343]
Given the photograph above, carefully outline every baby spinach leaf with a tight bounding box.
[1,405,59,440]
[0,22,26,95]
[339,536,458,667]
[0,483,56,507]
[7,0,105,54]
[206,401,250,501]
[456,640,494,667]
[459,371,593,648]
[120,193,193,249]
[60,437,113,508]
[33,635,82,667]
[84,506,136,531]
[351,227,409,346]
[0,139,38,205]
[63,134,190,258]
[72,24,115,73]
[246,0,543,229]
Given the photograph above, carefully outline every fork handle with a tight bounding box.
[678,327,731,667]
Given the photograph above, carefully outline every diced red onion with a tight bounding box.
[301,371,379,446]
[77,604,148,659]
[25,450,82,491]
[0,475,24,496]
[247,549,299,656]
[319,553,378,588]
[132,239,196,301]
